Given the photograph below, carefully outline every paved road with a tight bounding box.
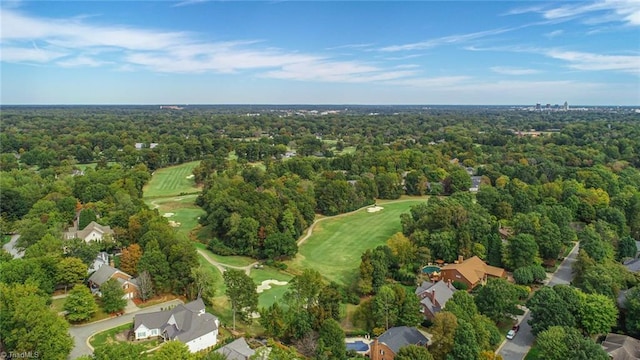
[3,234,24,258]
[68,299,183,359]
[497,242,580,360]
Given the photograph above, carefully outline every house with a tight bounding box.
[88,251,110,273]
[63,221,114,242]
[215,337,255,360]
[469,176,483,192]
[133,298,219,353]
[88,264,139,299]
[601,333,640,360]
[369,326,429,360]
[440,256,507,290]
[415,280,456,320]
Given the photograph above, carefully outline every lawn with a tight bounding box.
[250,266,293,309]
[146,195,205,239]
[142,161,201,198]
[89,322,160,351]
[287,198,428,285]
[524,344,541,360]
[194,243,256,267]
[49,298,66,313]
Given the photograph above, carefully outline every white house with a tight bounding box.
[63,221,114,242]
[133,298,219,353]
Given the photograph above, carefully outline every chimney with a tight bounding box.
[447,279,452,289]
[458,255,464,263]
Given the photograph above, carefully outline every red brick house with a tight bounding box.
[368,326,429,360]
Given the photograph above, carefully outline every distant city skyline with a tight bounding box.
[1,1,639,105]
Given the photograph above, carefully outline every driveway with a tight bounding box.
[68,299,183,359]
[497,242,580,360]
[3,234,24,258]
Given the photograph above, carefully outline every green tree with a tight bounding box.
[223,269,258,330]
[190,266,217,305]
[64,284,98,322]
[429,311,458,360]
[396,344,434,360]
[137,240,172,292]
[624,286,640,337]
[536,326,609,360]
[100,278,127,314]
[375,285,398,330]
[526,286,575,335]
[450,319,480,360]
[152,340,193,360]
[444,291,478,323]
[93,342,146,360]
[474,278,519,323]
[316,318,347,360]
[259,302,287,339]
[617,235,637,260]
[57,256,88,292]
[578,292,618,337]
[505,234,539,270]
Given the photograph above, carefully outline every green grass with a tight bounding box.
[146,196,205,239]
[524,344,541,360]
[198,255,226,295]
[287,198,428,285]
[250,266,293,309]
[1,235,10,246]
[142,161,201,198]
[194,243,256,267]
[90,322,159,351]
[50,298,66,313]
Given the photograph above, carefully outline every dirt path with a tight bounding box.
[196,248,258,275]
[296,197,429,246]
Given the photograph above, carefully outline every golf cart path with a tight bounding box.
[196,248,258,275]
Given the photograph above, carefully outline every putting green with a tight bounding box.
[143,161,201,198]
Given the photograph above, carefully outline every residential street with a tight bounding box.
[497,242,580,360]
[68,299,183,359]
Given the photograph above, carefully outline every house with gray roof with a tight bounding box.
[88,264,139,299]
[624,258,640,273]
[64,221,114,243]
[601,333,640,360]
[215,337,255,360]
[369,326,429,360]
[134,298,219,353]
[415,280,456,320]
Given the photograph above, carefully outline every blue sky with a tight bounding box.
[1,1,639,105]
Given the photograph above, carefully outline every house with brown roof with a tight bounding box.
[601,333,640,360]
[440,256,506,290]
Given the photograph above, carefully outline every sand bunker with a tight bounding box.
[367,206,384,213]
[163,212,175,217]
[256,279,288,294]
[168,220,181,227]
[186,175,195,179]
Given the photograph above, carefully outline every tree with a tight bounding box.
[505,234,539,270]
[190,266,216,304]
[120,243,142,276]
[0,283,74,360]
[100,278,127,314]
[396,344,434,360]
[429,311,458,360]
[262,232,297,260]
[93,343,146,360]
[444,291,478,323]
[578,292,618,338]
[617,235,637,261]
[316,318,347,360]
[137,240,171,292]
[536,326,609,360]
[152,340,193,360]
[449,319,480,360]
[64,284,98,322]
[526,286,575,335]
[223,269,258,330]
[375,285,398,330]
[259,303,287,339]
[57,257,88,292]
[137,270,155,302]
[474,278,520,323]
[624,286,640,337]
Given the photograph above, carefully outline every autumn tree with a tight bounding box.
[120,243,142,276]
[137,270,155,302]
[429,311,458,360]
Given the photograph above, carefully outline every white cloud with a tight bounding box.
[507,0,640,27]
[263,61,419,83]
[1,46,67,63]
[545,30,564,38]
[491,66,541,75]
[57,56,109,68]
[172,0,209,8]
[378,27,514,52]
[545,50,640,74]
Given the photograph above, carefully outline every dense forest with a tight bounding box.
[0,106,639,359]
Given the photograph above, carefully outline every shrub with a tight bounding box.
[452,280,468,291]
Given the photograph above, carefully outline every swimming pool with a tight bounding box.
[346,340,369,352]
[422,265,441,275]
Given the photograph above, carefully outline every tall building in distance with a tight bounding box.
[535,103,541,111]
[564,101,569,111]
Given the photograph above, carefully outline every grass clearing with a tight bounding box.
[143,161,201,198]
[194,243,256,267]
[50,298,66,313]
[287,198,427,285]
[287,198,426,285]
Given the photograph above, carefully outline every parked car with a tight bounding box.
[507,324,520,340]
